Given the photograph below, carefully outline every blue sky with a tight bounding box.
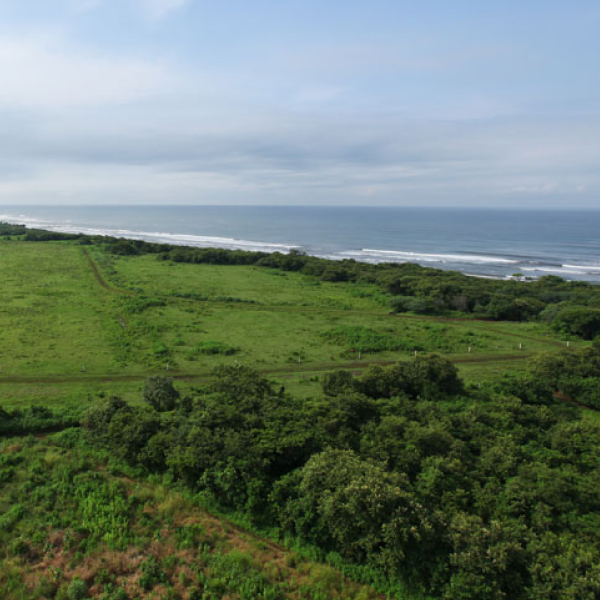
[0,0,598,206]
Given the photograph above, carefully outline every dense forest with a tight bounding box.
[76,346,600,600]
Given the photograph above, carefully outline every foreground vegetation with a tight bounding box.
[1,223,600,599]
[78,349,600,600]
[0,431,381,599]
[2,346,600,599]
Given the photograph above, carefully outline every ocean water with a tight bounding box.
[1,205,600,283]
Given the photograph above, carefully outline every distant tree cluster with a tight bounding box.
[0,404,79,435]
[0,222,27,236]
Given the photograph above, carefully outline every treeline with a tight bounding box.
[101,236,600,335]
[0,222,27,236]
[4,221,600,335]
[80,349,600,600]
[0,222,86,242]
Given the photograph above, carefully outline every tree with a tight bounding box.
[322,370,356,396]
[143,376,180,412]
[281,449,438,583]
[552,306,600,340]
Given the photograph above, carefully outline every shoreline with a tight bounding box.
[2,210,600,283]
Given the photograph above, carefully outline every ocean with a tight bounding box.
[1,205,600,283]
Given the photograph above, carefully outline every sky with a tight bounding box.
[0,0,598,207]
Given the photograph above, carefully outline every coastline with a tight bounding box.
[2,206,600,283]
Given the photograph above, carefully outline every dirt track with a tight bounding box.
[0,353,532,386]
[81,247,135,296]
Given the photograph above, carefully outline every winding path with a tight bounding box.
[81,247,135,296]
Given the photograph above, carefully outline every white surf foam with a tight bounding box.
[0,214,297,254]
[340,248,519,264]
[520,266,594,276]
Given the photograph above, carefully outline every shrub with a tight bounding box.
[552,306,600,340]
[66,577,88,600]
[143,377,180,412]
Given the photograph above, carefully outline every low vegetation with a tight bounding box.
[0,431,381,599]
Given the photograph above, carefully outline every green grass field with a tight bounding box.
[0,239,583,408]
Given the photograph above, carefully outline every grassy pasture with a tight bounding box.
[0,239,584,408]
[0,242,119,376]
[107,253,573,367]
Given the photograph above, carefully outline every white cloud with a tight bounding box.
[69,0,103,13]
[294,85,347,106]
[502,182,589,196]
[137,0,192,20]
[0,35,178,108]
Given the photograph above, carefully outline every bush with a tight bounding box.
[191,341,237,356]
[139,556,167,590]
[552,306,600,340]
[66,577,88,600]
[322,370,357,396]
[390,296,436,314]
[143,377,180,412]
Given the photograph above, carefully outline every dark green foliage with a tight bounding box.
[82,396,163,465]
[109,240,140,255]
[485,296,546,322]
[529,347,600,386]
[24,230,83,242]
[189,341,237,356]
[0,404,79,435]
[123,295,166,313]
[551,306,600,339]
[0,222,27,236]
[277,450,438,579]
[206,364,276,399]
[528,346,600,408]
[357,354,463,400]
[390,295,437,314]
[491,373,555,405]
[143,376,180,412]
[78,342,600,600]
[171,290,256,304]
[322,370,356,396]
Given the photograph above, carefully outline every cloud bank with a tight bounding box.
[0,1,598,207]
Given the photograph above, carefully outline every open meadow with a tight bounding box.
[0,239,582,409]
